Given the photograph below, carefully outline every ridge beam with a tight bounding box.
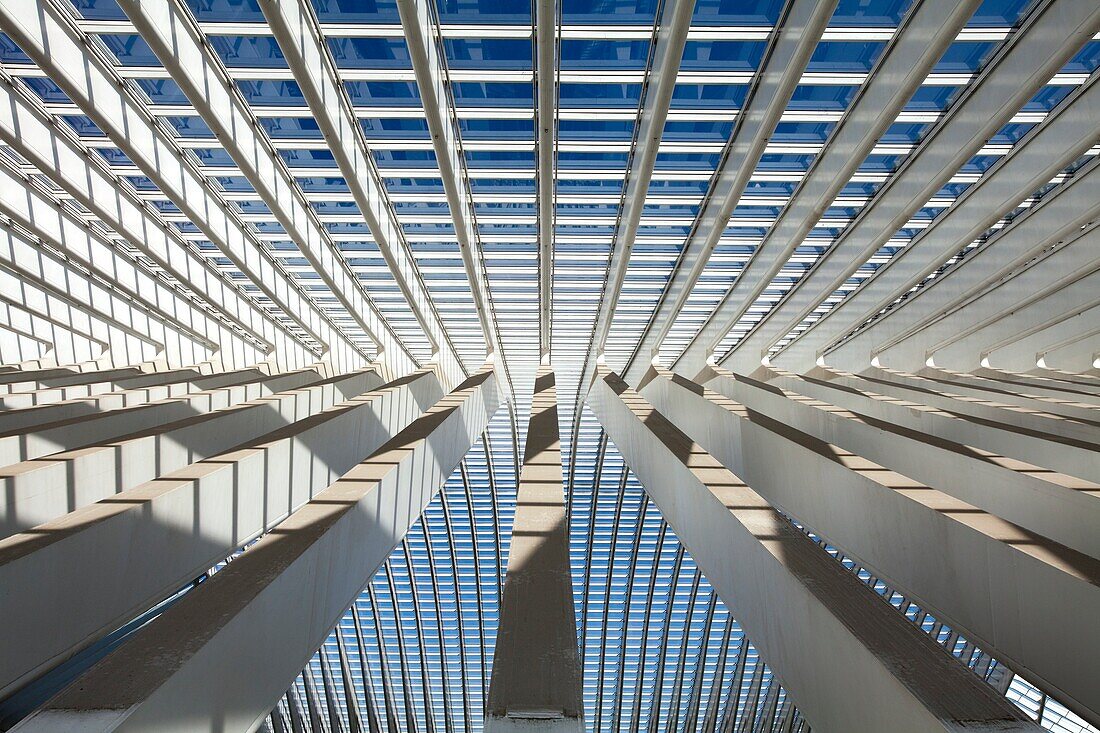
[487,366,582,732]
[674,0,983,376]
[535,0,557,358]
[11,369,499,733]
[587,366,1037,732]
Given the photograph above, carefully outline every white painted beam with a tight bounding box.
[0,157,272,368]
[986,302,1100,373]
[824,155,1100,372]
[259,0,468,386]
[10,369,498,732]
[397,0,503,369]
[776,73,1100,372]
[701,365,1100,560]
[0,369,443,698]
[534,0,556,359]
[0,368,366,537]
[621,0,836,385]
[674,0,983,375]
[0,363,313,437]
[0,2,363,369]
[723,0,1100,371]
[762,367,1100,483]
[587,366,1037,732]
[116,0,419,377]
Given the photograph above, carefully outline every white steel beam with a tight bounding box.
[776,73,1100,372]
[621,0,836,385]
[259,0,468,386]
[825,155,1100,372]
[587,366,1037,733]
[397,0,504,371]
[818,368,1100,445]
[0,369,443,698]
[0,69,320,370]
[0,152,273,367]
[116,0,423,379]
[487,365,581,732]
[0,2,367,370]
[10,368,498,733]
[1040,327,1100,373]
[985,301,1100,373]
[723,0,1100,371]
[640,366,1100,725]
[674,0,983,376]
[878,233,1100,371]
[0,300,104,365]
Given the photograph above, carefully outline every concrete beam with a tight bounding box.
[117,0,419,376]
[258,0,468,386]
[587,366,1037,733]
[0,368,377,538]
[639,366,1100,725]
[762,368,1100,484]
[701,365,1100,560]
[927,268,1100,372]
[722,0,1100,371]
[1040,329,1100,373]
[856,366,1100,430]
[0,3,358,368]
[777,71,1100,373]
[621,0,836,385]
[0,363,297,435]
[0,369,443,698]
[11,369,499,732]
[487,366,581,731]
[824,155,1100,373]
[674,0,983,375]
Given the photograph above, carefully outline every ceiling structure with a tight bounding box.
[0,0,1098,731]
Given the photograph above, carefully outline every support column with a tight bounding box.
[12,368,500,732]
[487,366,582,731]
[586,367,1037,732]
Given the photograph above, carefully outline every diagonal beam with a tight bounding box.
[10,369,499,732]
[258,0,468,386]
[621,0,836,386]
[487,365,581,731]
[824,154,1100,372]
[586,366,1038,732]
[673,0,983,376]
[534,0,557,358]
[1038,322,1100,373]
[722,0,1100,371]
[978,296,1100,373]
[775,71,1100,372]
[0,1,369,370]
[0,369,443,699]
[115,0,421,377]
[396,0,507,376]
